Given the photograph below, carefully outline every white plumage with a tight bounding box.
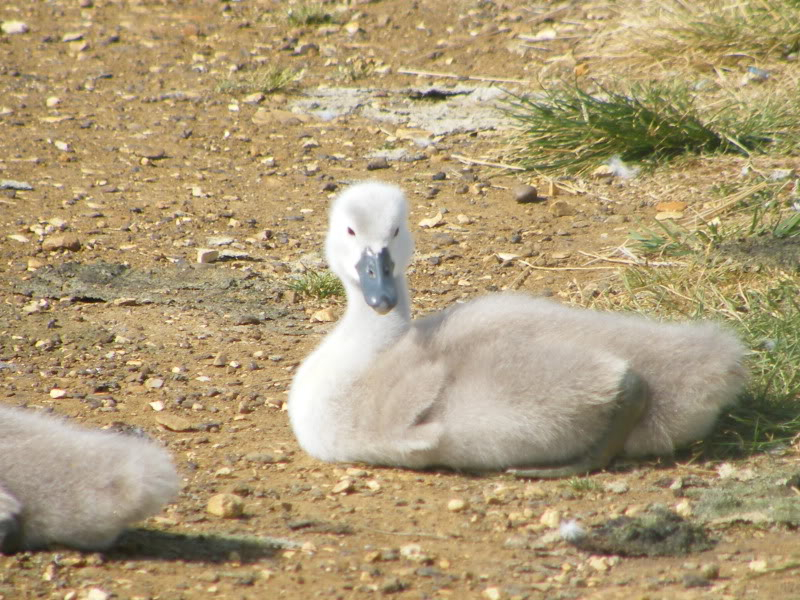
[0,405,179,551]
[288,181,748,476]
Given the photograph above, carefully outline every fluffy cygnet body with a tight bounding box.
[288,182,748,476]
[0,405,179,552]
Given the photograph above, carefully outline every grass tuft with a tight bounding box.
[503,81,794,173]
[216,66,303,96]
[285,3,336,26]
[710,280,800,455]
[565,477,602,494]
[288,270,344,300]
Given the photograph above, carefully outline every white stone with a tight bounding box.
[85,589,111,600]
[197,248,219,263]
[539,508,561,529]
[1,21,29,35]
[447,498,468,512]
[207,493,244,518]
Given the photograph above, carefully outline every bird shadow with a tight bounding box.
[106,528,290,564]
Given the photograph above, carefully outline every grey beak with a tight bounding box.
[356,247,397,314]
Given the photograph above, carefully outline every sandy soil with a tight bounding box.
[2,1,799,598]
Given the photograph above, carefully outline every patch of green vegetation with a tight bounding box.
[565,477,601,493]
[711,280,800,455]
[288,270,344,300]
[503,81,794,173]
[285,2,336,26]
[216,66,303,96]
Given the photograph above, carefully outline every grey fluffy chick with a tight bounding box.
[289,181,748,476]
[0,405,179,552]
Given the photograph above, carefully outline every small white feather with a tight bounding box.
[559,519,587,543]
[607,155,640,179]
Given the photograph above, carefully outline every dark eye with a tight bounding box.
[347,227,355,236]
[393,227,399,238]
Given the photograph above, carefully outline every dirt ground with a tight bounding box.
[2,1,799,598]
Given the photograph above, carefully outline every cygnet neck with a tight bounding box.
[340,276,411,349]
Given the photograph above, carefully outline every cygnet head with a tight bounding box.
[326,181,413,314]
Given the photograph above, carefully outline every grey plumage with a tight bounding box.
[0,405,179,552]
[289,181,748,475]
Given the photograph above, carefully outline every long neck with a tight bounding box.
[287,272,412,459]
[338,276,411,351]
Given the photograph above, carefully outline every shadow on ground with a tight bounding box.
[109,529,291,563]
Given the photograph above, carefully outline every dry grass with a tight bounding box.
[633,0,800,62]
[216,66,303,96]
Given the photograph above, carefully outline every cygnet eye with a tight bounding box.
[393,227,399,238]
[347,227,355,236]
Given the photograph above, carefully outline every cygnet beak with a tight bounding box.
[356,247,397,315]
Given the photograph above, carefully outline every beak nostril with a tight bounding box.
[356,247,398,314]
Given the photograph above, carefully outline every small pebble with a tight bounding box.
[144,377,164,389]
[418,212,444,228]
[85,589,112,600]
[155,413,194,432]
[42,233,81,252]
[399,543,430,563]
[447,498,468,512]
[588,556,611,573]
[513,184,539,203]
[482,587,503,600]
[61,32,84,42]
[366,157,390,170]
[1,21,29,35]
[243,92,264,105]
[331,478,355,494]
[311,307,336,322]
[197,248,219,263]
[539,509,561,529]
[133,146,166,160]
[591,164,614,178]
[207,493,244,518]
[0,179,33,191]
